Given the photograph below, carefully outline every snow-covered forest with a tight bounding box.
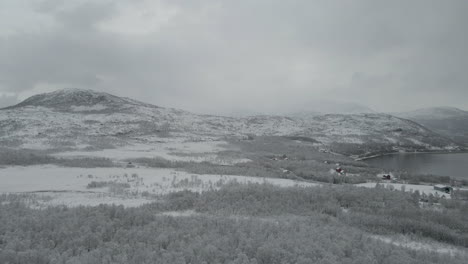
[1,183,467,264]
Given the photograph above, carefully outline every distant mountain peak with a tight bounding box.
[393,106,468,146]
[397,106,468,119]
[3,88,156,111]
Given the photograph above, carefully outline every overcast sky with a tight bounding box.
[0,0,467,114]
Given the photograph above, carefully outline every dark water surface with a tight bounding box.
[365,152,468,179]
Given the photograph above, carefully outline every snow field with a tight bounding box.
[0,165,318,207]
[370,235,467,257]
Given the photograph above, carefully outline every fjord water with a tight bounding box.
[365,152,468,179]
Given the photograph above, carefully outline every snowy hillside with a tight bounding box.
[0,89,458,157]
[394,107,468,146]
[3,88,155,111]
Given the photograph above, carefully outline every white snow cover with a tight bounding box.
[159,210,198,217]
[0,165,318,207]
[70,104,107,112]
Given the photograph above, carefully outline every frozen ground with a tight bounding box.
[27,192,154,208]
[0,165,317,207]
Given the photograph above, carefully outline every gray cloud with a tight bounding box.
[0,0,467,113]
[0,93,17,108]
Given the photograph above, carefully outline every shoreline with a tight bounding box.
[356,150,468,161]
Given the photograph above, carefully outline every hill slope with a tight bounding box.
[3,88,156,112]
[394,107,468,146]
[0,89,459,157]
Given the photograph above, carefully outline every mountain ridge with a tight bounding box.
[0,89,460,158]
[2,88,159,112]
[393,107,468,146]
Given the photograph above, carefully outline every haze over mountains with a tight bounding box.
[0,89,460,158]
[221,100,375,117]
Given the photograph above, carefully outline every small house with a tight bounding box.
[382,174,391,180]
[434,185,452,194]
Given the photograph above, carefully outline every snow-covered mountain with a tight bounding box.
[394,107,468,146]
[0,89,459,157]
[3,88,156,112]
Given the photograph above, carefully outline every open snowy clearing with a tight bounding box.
[370,234,467,257]
[0,165,317,207]
[24,192,155,208]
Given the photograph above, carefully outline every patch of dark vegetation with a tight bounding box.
[184,161,285,179]
[368,171,468,187]
[46,139,77,148]
[283,136,319,143]
[86,181,130,189]
[129,157,183,168]
[55,157,115,168]
[169,150,245,160]
[0,148,115,168]
[229,136,368,167]
[329,142,396,158]
[295,171,367,184]
[0,148,56,165]
[398,172,452,185]
[130,157,286,179]
[453,189,468,200]
[0,138,23,148]
[330,139,458,159]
